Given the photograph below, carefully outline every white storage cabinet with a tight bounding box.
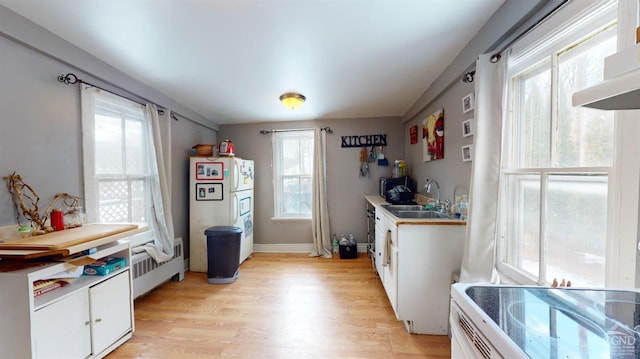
[394,224,465,334]
[374,205,465,334]
[0,240,134,359]
[374,208,398,314]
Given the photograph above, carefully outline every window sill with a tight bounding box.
[496,262,539,286]
[270,217,311,222]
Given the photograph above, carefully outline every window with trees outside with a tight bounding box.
[273,130,314,219]
[497,3,617,287]
[82,89,152,224]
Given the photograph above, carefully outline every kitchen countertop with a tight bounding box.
[366,195,466,226]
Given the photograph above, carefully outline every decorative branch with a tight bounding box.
[4,172,45,230]
[4,172,83,235]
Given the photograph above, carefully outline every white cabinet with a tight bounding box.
[374,208,385,276]
[34,287,92,358]
[0,238,134,359]
[381,215,398,314]
[373,205,466,335]
[374,209,399,315]
[396,225,465,334]
[89,271,133,354]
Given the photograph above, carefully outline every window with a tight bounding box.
[273,130,314,218]
[497,3,617,287]
[82,89,152,224]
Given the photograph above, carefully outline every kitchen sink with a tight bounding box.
[382,205,448,219]
[382,205,429,211]
[393,210,448,219]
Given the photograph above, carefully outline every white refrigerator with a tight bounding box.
[189,157,254,272]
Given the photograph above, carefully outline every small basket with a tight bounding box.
[339,243,357,259]
[192,144,215,156]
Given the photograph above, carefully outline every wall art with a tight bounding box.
[462,93,474,113]
[462,119,473,137]
[422,108,444,162]
[410,125,418,144]
[461,144,473,162]
[340,134,386,147]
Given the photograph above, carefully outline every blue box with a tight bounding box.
[83,257,127,276]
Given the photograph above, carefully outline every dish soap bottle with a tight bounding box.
[459,195,468,221]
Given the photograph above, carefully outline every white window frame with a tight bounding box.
[272,130,314,219]
[496,0,619,287]
[81,88,152,225]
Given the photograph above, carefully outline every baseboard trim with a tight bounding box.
[253,243,368,253]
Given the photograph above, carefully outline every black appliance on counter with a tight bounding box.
[379,176,417,204]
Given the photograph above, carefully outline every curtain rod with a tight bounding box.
[461,0,569,83]
[491,0,568,59]
[57,72,181,121]
[259,127,332,134]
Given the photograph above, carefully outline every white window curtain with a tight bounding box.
[81,85,174,263]
[310,126,332,258]
[131,103,175,263]
[459,53,507,283]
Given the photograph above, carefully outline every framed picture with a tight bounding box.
[410,125,418,144]
[422,108,444,161]
[462,119,473,137]
[461,145,473,162]
[462,93,474,113]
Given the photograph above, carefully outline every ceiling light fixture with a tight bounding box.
[279,92,306,110]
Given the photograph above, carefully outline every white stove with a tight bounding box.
[450,283,640,358]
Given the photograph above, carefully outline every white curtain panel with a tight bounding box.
[80,85,98,222]
[310,126,333,258]
[459,53,507,283]
[132,104,175,262]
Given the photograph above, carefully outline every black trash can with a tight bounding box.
[204,226,242,284]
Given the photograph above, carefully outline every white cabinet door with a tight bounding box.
[374,209,385,276]
[381,220,398,316]
[34,289,92,359]
[397,225,465,334]
[89,271,132,355]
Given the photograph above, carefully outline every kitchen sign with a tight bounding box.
[341,134,387,148]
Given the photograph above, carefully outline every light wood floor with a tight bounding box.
[108,253,451,358]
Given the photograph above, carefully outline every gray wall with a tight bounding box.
[0,15,217,256]
[171,120,217,254]
[219,117,404,246]
[404,79,475,204]
[219,83,474,250]
[0,0,549,253]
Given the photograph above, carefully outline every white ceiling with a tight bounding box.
[1,0,504,125]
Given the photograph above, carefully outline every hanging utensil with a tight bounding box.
[377,146,389,166]
[359,147,369,177]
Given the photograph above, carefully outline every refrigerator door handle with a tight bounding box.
[233,193,239,224]
[234,158,240,191]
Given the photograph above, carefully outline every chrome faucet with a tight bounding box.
[425,179,440,205]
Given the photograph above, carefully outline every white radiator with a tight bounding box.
[131,237,185,299]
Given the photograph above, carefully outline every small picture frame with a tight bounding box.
[462,93,474,113]
[410,125,418,144]
[461,145,473,162]
[462,119,473,137]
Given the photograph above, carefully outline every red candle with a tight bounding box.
[51,209,64,231]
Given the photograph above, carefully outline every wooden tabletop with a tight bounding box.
[0,224,142,259]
